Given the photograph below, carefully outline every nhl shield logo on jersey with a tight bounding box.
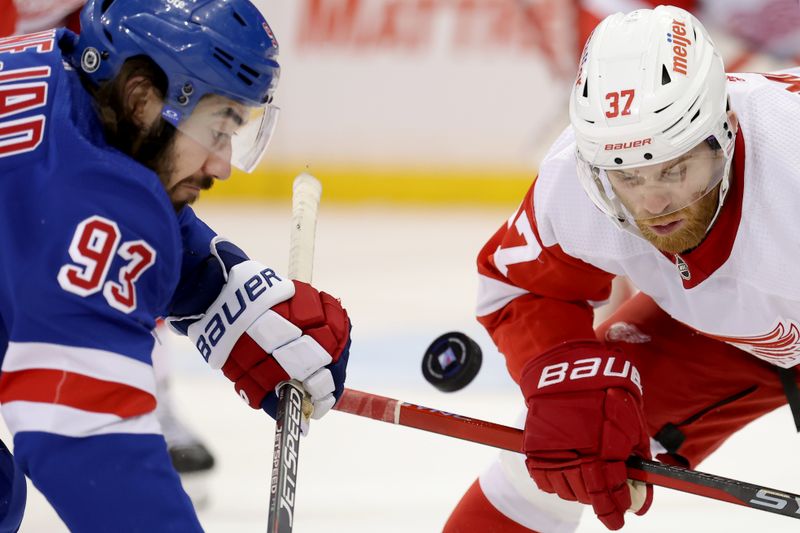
[675,254,690,280]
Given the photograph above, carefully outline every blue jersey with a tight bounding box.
[0,29,217,531]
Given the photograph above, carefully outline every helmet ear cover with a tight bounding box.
[569,6,735,231]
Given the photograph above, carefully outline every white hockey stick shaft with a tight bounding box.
[287,173,322,284]
[267,173,322,533]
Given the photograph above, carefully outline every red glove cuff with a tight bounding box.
[520,340,643,404]
[520,340,652,530]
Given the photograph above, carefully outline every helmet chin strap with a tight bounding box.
[702,141,736,236]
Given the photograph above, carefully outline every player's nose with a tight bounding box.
[204,151,232,181]
[640,189,673,217]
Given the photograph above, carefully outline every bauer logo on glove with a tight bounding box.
[167,238,351,421]
[538,355,642,394]
[187,262,294,368]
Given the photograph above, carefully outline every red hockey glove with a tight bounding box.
[520,341,652,531]
[170,252,350,421]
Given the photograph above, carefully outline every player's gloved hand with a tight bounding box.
[167,239,351,421]
[520,341,652,531]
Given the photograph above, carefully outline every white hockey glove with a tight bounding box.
[167,239,351,420]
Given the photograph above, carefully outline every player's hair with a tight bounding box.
[89,55,176,170]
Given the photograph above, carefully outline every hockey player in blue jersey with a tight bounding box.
[1,0,222,503]
[0,0,352,531]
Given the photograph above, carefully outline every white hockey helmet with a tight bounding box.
[569,6,735,228]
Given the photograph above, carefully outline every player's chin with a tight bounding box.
[169,190,201,211]
[640,226,705,254]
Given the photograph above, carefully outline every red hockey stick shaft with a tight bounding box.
[334,388,800,520]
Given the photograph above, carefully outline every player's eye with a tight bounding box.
[211,130,232,147]
[661,164,686,182]
[615,174,642,187]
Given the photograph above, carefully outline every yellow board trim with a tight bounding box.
[205,163,535,205]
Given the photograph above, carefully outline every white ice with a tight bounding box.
[9,203,800,532]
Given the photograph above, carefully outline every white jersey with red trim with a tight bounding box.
[477,69,800,379]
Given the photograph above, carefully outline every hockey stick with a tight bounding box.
[334,388,800,520]
[267,173,322,533]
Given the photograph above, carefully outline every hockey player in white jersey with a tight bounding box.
[445,5,800,532]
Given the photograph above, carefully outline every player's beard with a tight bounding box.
[635,185,721,254]
[133,123,214,211]
[134,120,176,184]
[167,174,215,212]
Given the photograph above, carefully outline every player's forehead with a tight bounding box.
[191,94,249,125]
[610,140,716,177]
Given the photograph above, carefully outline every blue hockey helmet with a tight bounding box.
[71,0,281,172]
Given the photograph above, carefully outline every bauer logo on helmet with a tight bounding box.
[604,138,652,151]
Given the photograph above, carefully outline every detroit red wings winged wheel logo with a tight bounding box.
[706,319,800,369]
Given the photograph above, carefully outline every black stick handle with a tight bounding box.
[627,457,800,519]
[267,381,305,533]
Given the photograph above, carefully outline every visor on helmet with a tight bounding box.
[162,95,279,173]
[577,137,730,223]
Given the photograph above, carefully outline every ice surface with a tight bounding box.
[9,203,800,532]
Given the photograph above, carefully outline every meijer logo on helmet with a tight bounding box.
[671,19,691,75]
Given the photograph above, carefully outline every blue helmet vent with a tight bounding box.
[241,64,259,78]
[72,0,281,116]
[213,47,234,69]
[232,11,247,27]
[213,47,260,87]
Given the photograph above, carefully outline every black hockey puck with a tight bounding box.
[422,332,482,392]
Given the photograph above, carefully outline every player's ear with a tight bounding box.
[726,110,739,136]
[125,76,163,130]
